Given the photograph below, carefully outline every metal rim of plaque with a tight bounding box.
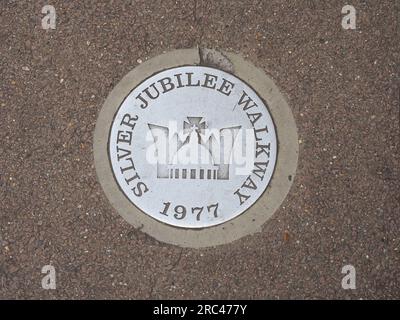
[94,49,298,247]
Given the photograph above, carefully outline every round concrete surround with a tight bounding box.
[93,48,298,248]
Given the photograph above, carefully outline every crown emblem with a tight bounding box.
[148,117,241,180]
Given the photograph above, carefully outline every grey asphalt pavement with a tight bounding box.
[0,0,399,299]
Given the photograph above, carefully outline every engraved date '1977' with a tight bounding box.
[160,202,219,221]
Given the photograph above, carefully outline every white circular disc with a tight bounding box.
[108,66,277,228]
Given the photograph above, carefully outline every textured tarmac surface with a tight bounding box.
[0,0,399,299]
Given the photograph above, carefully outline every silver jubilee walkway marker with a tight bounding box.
[94,49,298,247]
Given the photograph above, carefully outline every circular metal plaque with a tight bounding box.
[109,66,277,228]
[94,49,298,247]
